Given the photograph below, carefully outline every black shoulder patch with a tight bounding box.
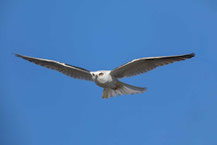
[65,63,90,72]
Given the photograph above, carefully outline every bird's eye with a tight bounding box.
[92,73,95,76]
[99,73,104,76]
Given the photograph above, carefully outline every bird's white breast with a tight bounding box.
[94,71,117,88]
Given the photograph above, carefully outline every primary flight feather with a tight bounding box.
[16,53,195,99]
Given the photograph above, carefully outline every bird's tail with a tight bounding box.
[102,81,146,99]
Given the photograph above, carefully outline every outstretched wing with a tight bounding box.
[110,53,195,79]
[16,54,93,81]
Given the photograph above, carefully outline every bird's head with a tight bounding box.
[91,71,105,80]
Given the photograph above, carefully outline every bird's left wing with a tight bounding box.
[16,54,93,81]
[110,53,195,79]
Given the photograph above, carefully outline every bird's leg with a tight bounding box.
[113,83,122,90]
[114,86,118,90]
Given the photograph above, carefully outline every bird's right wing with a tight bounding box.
[16,54,93,81]
[110,53,195,79]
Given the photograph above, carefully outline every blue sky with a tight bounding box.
[1,0,217,145]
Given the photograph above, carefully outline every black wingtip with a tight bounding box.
[15,53,22,57]
[15,53,27,59]
[191,53,195,57]
[186,53,195,58]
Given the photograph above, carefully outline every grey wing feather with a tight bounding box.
[110,53,195,78]
[16,54,93,81]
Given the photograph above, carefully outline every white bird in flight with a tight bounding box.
[16,53,195,99]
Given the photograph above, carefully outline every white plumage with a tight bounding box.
[16,53,195,99]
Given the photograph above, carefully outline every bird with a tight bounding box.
[16,53,195,99]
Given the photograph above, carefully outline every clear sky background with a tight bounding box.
[1,0,217,145]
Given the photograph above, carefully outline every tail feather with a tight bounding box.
[102,81,146,99]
